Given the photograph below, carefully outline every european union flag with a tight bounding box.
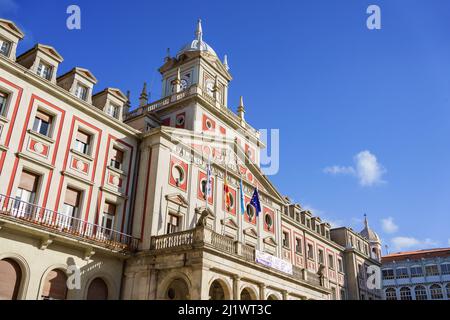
[250,188,261,216]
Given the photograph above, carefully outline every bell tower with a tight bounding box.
[158,19,232,107]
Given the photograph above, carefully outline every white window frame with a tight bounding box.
[0,38,11,57]
[37,61,53,80]
[0,91,9,116]
[75,84,88,101]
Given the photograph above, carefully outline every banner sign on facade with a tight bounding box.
[255,250,293,275]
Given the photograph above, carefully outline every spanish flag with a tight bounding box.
[224,172,231,210]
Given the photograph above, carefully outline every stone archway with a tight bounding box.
[86,278,109,300]
[208,279,231,300]
[165,278,190,300]
[0,258,22,300]
[240,287,257,300]
[267,294,279,300]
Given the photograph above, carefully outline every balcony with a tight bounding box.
[124,85,260,137]
[149,226,325,290]
[0,193,139,252]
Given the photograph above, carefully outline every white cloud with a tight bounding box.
[323,166,355,175]
[323,150,386,187]
[0,0,19,15]
[381,217,399,234]
[354,151,386,186]
[390,237,439,251]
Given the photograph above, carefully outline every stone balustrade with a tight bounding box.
[149,226,324,288]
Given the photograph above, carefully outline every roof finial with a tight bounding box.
[196,18,203,42]
[223,54,229,70]
[139,82,148,107]
[364,213,369,228]
[165,48,171,62]
[237,96,245,123]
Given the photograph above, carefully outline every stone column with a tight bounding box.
[259,284,266,300]
[281,290,289,300]
[233,275,241,300]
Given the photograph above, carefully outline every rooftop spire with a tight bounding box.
[139,82,148,107]
[196,18,203,42]
[237,96,245,123]
[223,54,229,70]
[364,213,369,228]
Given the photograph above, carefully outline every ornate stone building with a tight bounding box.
[0,18,381,300]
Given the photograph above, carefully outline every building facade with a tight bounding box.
[381,248,450,300]
[0,18,381,300]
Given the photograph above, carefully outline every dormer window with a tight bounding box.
[106,103,119,119]
[37,61,52,80]
[0,38,11,57]
[75,83,88,101]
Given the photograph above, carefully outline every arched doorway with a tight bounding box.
[165,278,190,300]
[267,294,278,300]
[0,259,22,300]
[87,278,109,300]
[240,288,256,300]
[41,269,68,300]
[209,280,227,300]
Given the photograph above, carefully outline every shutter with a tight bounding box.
[87,278,108,300]
[111,148,123,163]
[18,171,38,192]
[36,110,51,123]
[0,259,22,300]
[42,269,67,300]
[103,203,116,216]
[76,131,90,144]
[64,188,80,207]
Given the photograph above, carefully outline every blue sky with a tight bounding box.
[2,0,450,253]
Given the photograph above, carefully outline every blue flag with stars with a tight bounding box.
[250,187,261,216]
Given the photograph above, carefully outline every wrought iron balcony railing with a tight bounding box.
[0,193,139,252]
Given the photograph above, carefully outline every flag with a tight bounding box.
[224,172,231,210]
[239,177,245,215]
[205,157,212,200]
[250,187,261,216]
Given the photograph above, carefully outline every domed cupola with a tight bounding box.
[359,214,382,261]
[359,214,381,243]
[177,19,218,58]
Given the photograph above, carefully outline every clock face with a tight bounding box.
[180,79,188,90]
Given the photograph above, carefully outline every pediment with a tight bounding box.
[165,193,189,208]
[37,44,64,62]
[243,227,258,239]
[221,217,238,230]
[263,236,277,246]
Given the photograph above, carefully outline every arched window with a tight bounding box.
[41,269,68,300]
[414,285,428,300]
[446,283,450,299]
[165,278,190,300]
[385,287,397,300]
[430,284,443,300]
[0,259,22,300]
[399,287,412,300]
[209,280,226,300]
[87,278,108,300]
[267,294,278,300]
